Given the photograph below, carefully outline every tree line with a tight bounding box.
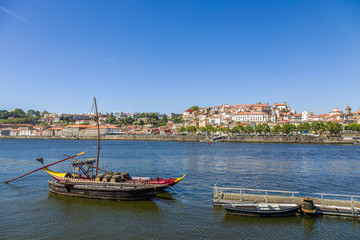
[0,109,49,124]
[105,113,184,128]
[177,121,359,135]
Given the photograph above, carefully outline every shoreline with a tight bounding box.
[0,135,358,145]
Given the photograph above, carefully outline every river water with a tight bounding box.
[1,139,360,239]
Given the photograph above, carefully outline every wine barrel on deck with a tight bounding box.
[101,174,112,182]
[121,172,130,180]
[110,175,122,182]
[95,173,106,182]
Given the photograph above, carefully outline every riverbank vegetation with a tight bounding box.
[177,122,358,135]
[0,109,47,124]
[104,112,184,128]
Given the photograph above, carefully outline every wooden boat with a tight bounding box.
[223,203,301,217]
[44,167,185,186]
[43,98,184,200]
[48,180,169,200]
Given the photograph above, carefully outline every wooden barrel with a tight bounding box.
[95,173,106,182]
[102,174,112,182]
[121,172,130,180]
[110,175,122,182]
[64,172,72,178]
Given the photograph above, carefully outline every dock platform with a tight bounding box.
[213,185,360,217]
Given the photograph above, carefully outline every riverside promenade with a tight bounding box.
[1,134,359,144]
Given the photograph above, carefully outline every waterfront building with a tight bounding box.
[344,106,356,124]
[231,112,269,123]
[290,113,302,123]
[73,114,90,120]
[182,109,198,120]
[18,126,34,136]
[301,111,309,122]
[106,126,123,134]
[356,108,360,124]
[199,120,208,128]
[272,101,290,111]
[114,112,128,119]
[0,129,10,136]
[169,113,182,119]
[329,106,343,117]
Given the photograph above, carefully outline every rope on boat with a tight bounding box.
[169,185,189,200]
[141,141,184,175]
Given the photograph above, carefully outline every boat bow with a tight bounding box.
[173,174,186,184]
[44,168,73,180]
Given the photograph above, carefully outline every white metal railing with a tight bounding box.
[313,193,360,216]
[213,185,299,203]
[313,193,360,207]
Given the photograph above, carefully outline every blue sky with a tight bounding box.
[0,0,359,114]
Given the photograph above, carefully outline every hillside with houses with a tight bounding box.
[1,101,360,138]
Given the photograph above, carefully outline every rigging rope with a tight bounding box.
[169,185,189,200]
[140,141,185,175]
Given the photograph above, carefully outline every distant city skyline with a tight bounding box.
[1,100,359,116]
[1,1,359,114]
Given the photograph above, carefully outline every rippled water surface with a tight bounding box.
[1,139,360,239]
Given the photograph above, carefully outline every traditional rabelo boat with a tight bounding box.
[223,203,301,217]
[4,98,185,200]
[44,160,179,200]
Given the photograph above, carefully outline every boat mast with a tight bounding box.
[94,97,100,176]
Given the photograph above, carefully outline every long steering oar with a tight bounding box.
[3,152,85,184]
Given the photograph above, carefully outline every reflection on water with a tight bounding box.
[1,139,360,239]
[47,192,161,211]
[155,191,177,201]
[303,217,317,233]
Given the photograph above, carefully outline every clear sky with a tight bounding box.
[1,0,359,114]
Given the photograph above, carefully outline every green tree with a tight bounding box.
[255,124,263,134]
[0,110,10,119]
[162,114,168,122]
[60,115,75,124]
[189,105,199,111]
[185,126,197,134]
[282,124,297,134]
[105,116,117,124]
[262,123,271,134]
[244,125,254,134]
[326,122,343,135]
[199,127,207,133]
[345,123,360,131]
[311,121,326,134]
[41,110,50,117]
[217,128,225,133]
[178,126,186,132]
[217,127,229,133]
[27,109,36,117]
[0,117,40,124]
[230,125,244,134]
[272,125,282,133]
[205,125,216,134]
[237,125,244,133]
[171,116,183,123]
[9,108,26,118]
[149,113,159,121]
[124,117,135,125]
[297,122,311,133]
